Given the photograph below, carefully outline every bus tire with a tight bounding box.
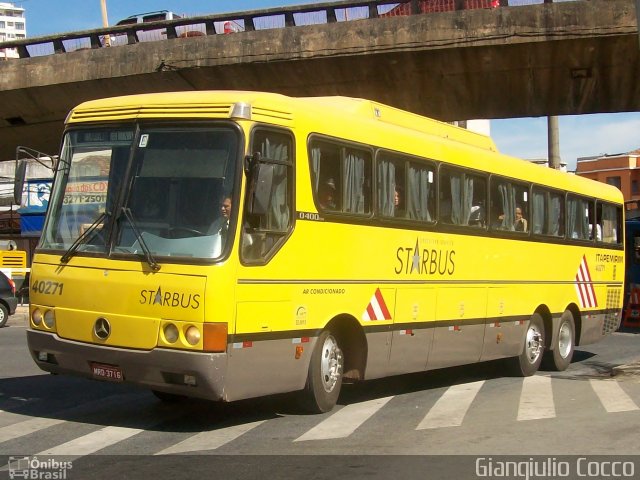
[301,329,344,413]
[0,304,8,328]
[151,390,187,403]
[543,310,575,371]
[508,313,545,377]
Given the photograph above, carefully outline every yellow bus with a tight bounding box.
[23,91,624,412]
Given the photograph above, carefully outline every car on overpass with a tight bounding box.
[106,10,242,45]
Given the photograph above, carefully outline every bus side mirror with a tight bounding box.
[13,159,27,205]
[248,163,274,216]
[244,151,261,176]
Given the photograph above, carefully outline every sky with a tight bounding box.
[10,0,640,171]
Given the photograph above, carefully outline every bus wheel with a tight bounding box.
[0,304,8,328]
[509,313,545,376]
[543,310,575,371]
[301,330,344,413]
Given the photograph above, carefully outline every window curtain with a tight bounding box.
[531,191,545,234]
[260,137,289,231]
[407,165,432,221]
[378,160,395,217]
[567,197,589,239]
[498,183,516,230]
[602,204,617,243]
[580,202,590,240]
[462,176,474,226]
[311,147,321,192]
[449,173,462,225]
[343,151,365,214]
[549,195,562,236]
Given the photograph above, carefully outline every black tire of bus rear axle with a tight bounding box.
[300,330,344,413]
[542,310,575,372]
[508,313,545,377]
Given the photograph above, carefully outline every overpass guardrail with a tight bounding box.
[0,0,578,59]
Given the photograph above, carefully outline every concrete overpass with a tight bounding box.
[0,0,639,161]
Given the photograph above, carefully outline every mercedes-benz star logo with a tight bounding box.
[93,317,111,340]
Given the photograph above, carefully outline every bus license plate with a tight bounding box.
[91,363,123,382]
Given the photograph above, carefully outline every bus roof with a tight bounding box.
[66,90,623,204]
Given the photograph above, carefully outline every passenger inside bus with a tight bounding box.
[394,186,405,218]
[318,178,337,210]
[514,206,528,232]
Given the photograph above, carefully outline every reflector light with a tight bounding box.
[184,374,197,386]
[203,323,228,352]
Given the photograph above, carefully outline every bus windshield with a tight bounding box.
[41,125,240,261]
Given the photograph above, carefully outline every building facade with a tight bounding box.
[575,149,640,203]
[0,2,26,60]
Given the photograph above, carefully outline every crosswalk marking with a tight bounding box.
[589,380,639,413]
[517,375,555,421]
[0,393,142,444]
[0,376,638,457]
[0,417,65,443]
[416,380,484,430]
[156,420,266,454]
[37,426,144,456]
[295,396,393,441]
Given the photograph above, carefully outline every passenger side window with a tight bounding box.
[531,187,565,237]
[597,202,622,245]
[242,129,293,262]
[567,195,594,241]
[439,166,486,228]
[377,153,435,222]
[490,178,529,233]
[310,139,372,215]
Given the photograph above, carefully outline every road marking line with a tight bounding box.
[0,417,65,443]
[156,420,266,454]
[517,375,555,421]
[295,396,393,441]
[416,380,484,430]
[37,426,144,456]
[0,393,139,444]
[590,379,639,413]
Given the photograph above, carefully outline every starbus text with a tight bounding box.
[395,247,455,275]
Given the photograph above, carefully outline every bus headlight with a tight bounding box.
[164,324,179,343]
[43,310,56,329]
[32,309,43,326]
[185,326,201,346]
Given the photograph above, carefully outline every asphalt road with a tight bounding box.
[1,311,639,479]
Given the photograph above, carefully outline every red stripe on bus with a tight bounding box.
[375,288,392,319]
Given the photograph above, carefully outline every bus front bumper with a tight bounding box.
[27,329,228,401]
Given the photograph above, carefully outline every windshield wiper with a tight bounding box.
[120,207,161,272]
[60,211,109,264]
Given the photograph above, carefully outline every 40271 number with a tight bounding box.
[31,280,64,295]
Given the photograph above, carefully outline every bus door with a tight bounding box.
[387,288,436,375]
[479,287,523,361]
[427,287,487,369]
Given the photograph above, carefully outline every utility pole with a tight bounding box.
[547,115,561,170]
[100,0,111,47]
